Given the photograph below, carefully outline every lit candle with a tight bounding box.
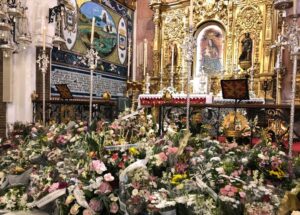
[90,17,95,45]
[42,26,46,51]
[189,0,193,28]
[143,39,148,77]
[293,0,297,15]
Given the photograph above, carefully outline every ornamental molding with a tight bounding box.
[162,9,186,41]
[193,0,229,27]
[235,5,263,37]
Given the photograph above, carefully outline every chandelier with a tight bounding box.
[0,0,32,57]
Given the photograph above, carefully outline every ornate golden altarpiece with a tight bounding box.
[149,0,280,100]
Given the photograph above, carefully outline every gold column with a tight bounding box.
[149,0,162,92]
[259,3,273,99]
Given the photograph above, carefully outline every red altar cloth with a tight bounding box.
[138,94,213,107]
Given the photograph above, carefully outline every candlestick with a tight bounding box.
[293,0,297,14]
[42,26,46,51]
[90,17,95,45]
[143,39,148,77]
[181,49,185,94]
[146,73,151,94]
[171,44,175,88]
[160,47,163,90]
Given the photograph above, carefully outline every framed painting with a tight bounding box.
[194,22,225,76]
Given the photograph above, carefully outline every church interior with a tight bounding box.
[1,0,300,214]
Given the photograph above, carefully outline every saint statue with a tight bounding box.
[239,33,252,62]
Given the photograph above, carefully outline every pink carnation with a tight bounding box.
[89,198,102,212]
[90,160,107,174]
[220,184,239,197]
[83,209,94,215]
[230,186,238,193]
[224,185,231,192]
[158,152,168,162]
[167,147,178,155]
[48,182,60,193]
[104,173,115,182]
[56,135,68,145]
[110,202,119,214]
[220,188,228,196]
[239,192,246,198]
[48,182,68,193]
[228,191,235,197]
[98,182,112,194]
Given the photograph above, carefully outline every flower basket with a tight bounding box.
[245,202,275,215]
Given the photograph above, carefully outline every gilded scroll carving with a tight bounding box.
[163,9,186,41]
[235,6,263,35]
[193,0,229,27]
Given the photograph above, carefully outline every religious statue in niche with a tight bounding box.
[196,24,224,75]
[239,32,253,70]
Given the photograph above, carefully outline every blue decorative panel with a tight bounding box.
[50,0,133,100]
[51,64,127,99]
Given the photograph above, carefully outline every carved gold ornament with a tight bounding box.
[194,0,228,21]
[236,6,263,33]
[222,111,250,137]
[150,0,277,97]
[163,9,186,40]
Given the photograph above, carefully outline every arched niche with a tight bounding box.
[194,21,226,77]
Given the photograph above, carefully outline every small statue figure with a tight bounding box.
[239,33,252,62]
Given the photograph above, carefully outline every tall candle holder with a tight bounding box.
[249,66,256,98]
[286,15,300,158]
[36,49,49,125]
[81,46,100,125]
[160,48,164,91]
[145,73,151,94]
[182,30,196,130]
[274,0,300,159]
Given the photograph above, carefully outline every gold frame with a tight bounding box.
[149,0,277,98]
[193,21,227,78]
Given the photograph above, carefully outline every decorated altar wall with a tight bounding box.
[148,0,278,99]
[51,0,134,100]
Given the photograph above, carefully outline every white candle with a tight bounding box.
[143,39,148,77]
[90,17,95,44]
[293,0,297,14]
[189,0,193,28]
[42,26,46,51]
